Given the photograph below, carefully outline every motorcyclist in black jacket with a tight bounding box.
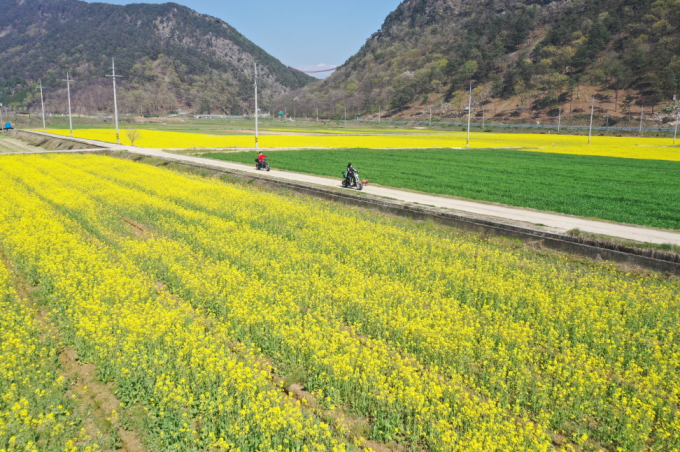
[344,163,355,182]
[341,162,363,190]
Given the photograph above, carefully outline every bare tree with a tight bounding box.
[126,128,141,146]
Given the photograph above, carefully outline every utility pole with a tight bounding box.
[62,72,74,137]
[344,105,347,127]
[254,63,258,148]
[674,108,679,146]
[316,107,318,124]
[466,82,473,148]
[639,105,644,135]
[588,97,594,145]
[565,66,573,113]
[106,58,122,144]
[378,105,381,123]
[39,80,47,132]
[558,107,561,133]
[482,108,485,129]
[429,107,432,127]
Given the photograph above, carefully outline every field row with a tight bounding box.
[43,128,680,161]
[0,156,346,451]
[0,154,679,451]
[0,240,104,450]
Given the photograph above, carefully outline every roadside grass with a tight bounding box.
[567,228,680,254]
[204,147,680,230]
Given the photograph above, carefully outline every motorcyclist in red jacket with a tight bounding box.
[255,151,269,170]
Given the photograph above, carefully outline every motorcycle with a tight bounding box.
[255,158,270,171]
[341,167,363,190]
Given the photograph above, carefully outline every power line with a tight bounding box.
[289,67,338,74]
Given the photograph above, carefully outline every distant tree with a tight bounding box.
[390,84,416,110]
[609,61,633,111]
[659,65,679,97]
[652,0,680,28]
[459,60,478,82]
[621,94,638,113]
[573,22,611,69]
[199,98,212,114]
[532,72,569,107]
[667,58,680,94]
[126,128,141,146]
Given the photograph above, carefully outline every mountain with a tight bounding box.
[279,0,680,121]
[0,0,315,114]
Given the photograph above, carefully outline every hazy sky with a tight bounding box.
[84,0,403,78]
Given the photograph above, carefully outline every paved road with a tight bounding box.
[16,131,680,246]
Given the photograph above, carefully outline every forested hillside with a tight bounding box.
[279,0,680,121]
[0,0,314,114]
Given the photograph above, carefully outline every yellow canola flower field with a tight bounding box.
[43,127,680,161]
[0,159,346,451]
[0,250,99,451]
[263,128,453,135]
[1,154,679,451]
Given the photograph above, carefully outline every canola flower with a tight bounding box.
[1,154,678,451]
[0,159,348,451]
[41,128,680,161]
[0,250,99,451]
[5,157,550,449]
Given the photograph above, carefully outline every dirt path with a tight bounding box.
[0,135,102,154]
[0,136,43,153]
[0,251,146,452]
[59,348,145,452]
[0,148,104,155]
